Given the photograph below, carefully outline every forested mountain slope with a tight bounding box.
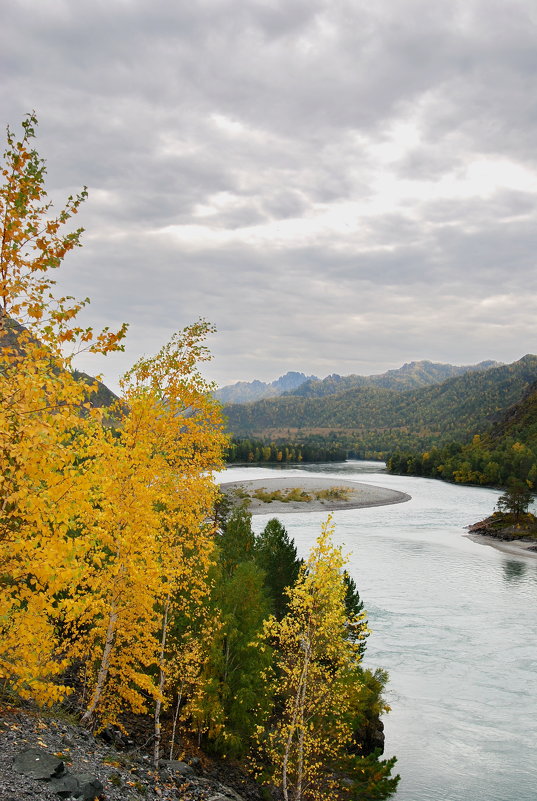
[387,378,537,487]
[223,355,537,456]
[286,359,499,398]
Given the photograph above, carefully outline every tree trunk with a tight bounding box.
[81,603,118,727]
[154,599,170,769]
[169,680,184,760]
[282,632,311,801]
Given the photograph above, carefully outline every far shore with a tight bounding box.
[466,532,537,559]
[219,476,411,515]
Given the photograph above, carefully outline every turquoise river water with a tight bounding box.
[217,461,537,801]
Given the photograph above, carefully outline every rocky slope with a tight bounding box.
[0,706,263,801]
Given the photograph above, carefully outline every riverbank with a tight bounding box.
[219,476,411,515]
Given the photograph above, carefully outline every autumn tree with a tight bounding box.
[0,113,127,703]
[0,114,227,738]
[75,322,227,739]
[256,518,397,801]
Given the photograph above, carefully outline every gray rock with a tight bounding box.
[187,756,202,773]
[213,785,245,801]
[72,772,103,800]
[49,771,103,800]
[13,748,65,779]
[207,795,246,801]
[158,759,194,776]
[49,773,80,797]
[61,736,75,748]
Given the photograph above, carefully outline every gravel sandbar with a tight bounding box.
[220,476,411,515]
[466,532,537,559]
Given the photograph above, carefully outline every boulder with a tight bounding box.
[49,774,80,798]
[44,770,103,800]
[13,747,103,800]
[13,748,65,779]
[72,772,104,800]
[158,759,194,776]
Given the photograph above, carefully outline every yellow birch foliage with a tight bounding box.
[257,518,368,801]
[0,345,107,703]
[0,115,226,724]
[76,322,227,729]
[0,113,127,702]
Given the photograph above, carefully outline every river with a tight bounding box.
[217,460,537,801]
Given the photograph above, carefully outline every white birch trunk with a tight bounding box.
[154,599,170,769]
[81,603,118,727]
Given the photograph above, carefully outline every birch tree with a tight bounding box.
[0,113,127,703]
[256,518,398,801]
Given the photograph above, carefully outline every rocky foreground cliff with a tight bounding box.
[0,707,264,801]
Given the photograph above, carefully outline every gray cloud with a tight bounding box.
[2,0,537,389]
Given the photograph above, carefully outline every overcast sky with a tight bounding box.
[3,0,537,390]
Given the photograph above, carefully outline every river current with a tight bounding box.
[217,461,537,801]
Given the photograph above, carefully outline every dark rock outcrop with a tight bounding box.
[13,748,65,780]
[2,712,254,801]
[13,747,103,800]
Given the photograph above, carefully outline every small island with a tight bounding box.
[220,476,411,515]
[467,480,537,558]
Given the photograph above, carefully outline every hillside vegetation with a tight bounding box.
[223,355,537,457]
[388,379,537,488]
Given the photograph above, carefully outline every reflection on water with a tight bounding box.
[502,559,527,582]
[219,461,537,801]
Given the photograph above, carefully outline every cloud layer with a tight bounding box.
[3,0,537,388]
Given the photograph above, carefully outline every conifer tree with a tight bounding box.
[191,504,273,756]
[254,518,302,619]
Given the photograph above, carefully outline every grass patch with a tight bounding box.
[231,487,250,499]
[252,486,353,504]
[253,488,312,503]
[314,486,352,501]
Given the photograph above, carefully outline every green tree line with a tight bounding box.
[387,382,537,488]
[225,437,347,463]
[202,504,399,799]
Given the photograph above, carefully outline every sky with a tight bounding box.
[3,0,537,391]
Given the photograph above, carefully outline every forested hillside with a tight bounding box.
[387,380,537,488]
[286,359,498,398]
[223,356,537,457]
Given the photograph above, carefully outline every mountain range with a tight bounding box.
[214,371,317,403]
[0,316,120,409]
[222,355,537,457]
[216,359,499,404]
